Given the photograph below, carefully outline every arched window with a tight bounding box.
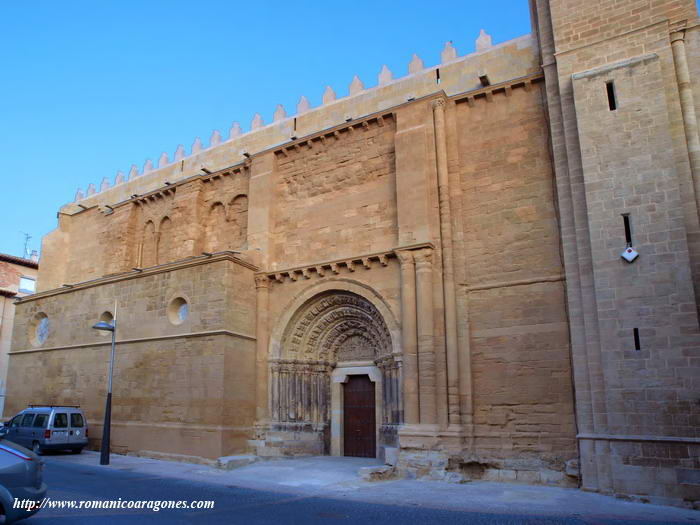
[157,216,173,264]
[230,194,248,248]
[204,202,227,252]
[141,221,156,267]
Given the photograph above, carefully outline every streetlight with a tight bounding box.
[92,304,117,466]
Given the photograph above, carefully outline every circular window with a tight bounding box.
[97,311,114,336]
[167,297,189,325]
[29,312,49,347]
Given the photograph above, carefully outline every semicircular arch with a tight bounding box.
[269,278,400,361]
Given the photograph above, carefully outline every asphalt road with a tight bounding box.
[20,456,693,524]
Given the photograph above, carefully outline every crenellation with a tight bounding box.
[174,144,186,161]
[378,65,393,85]
[296,95,311,114]
[158,152,169,168]
[322,86,336,105]
[273,104,287,122]
[349,75,365,96]
[229,122,242,140]
[408,53,425,74]
[251,113,264,130]
[191,137,204,155]
[70,34,538,211]
[441,41,458,63]
[476,29,493,52]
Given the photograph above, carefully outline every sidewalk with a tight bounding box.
[45,451,700,523]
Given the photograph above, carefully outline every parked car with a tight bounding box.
[4,406,88,455]
[0,438,47,523]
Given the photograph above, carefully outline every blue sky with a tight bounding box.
[0,1,532,258]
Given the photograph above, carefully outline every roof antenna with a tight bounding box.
[20,232,31,259]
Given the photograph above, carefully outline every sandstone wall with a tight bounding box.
[454,84,577,479]
[548,0,695,54]
[533,0,700,506]
[6,257,256,459]
[272,117,397,268]
[0,259,38,419]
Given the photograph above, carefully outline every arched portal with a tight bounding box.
[268,290,402,458]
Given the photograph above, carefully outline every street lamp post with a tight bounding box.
[92,304,117,466]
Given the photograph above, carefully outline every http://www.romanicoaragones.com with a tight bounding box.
[14,497,215,513]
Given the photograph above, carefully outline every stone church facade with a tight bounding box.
[6,0,700,507]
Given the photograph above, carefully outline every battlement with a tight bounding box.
[66,30,537,213]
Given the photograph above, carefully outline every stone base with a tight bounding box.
[216,455,258,470]
[129,450,216,466]
[397,448,461,481]
[252,423,327,457]
[395,424,577,487]
[359,465,397,481]
[396,424,460,480]
[383,446,399,466]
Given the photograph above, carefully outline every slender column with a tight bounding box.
[432,98,461,426]
[671,30,700,220]
[136,241,144,268]
[254,275,270,423]
[396,250,419,425]
[414,248,437,425]
[396,358,404,424]
[270,364,279,421]
[281,366,288,421]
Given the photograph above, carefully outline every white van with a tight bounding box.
[3,405,88,455]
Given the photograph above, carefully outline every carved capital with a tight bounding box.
[432,98,447,111]
[255,274,270,289]
[413,248,433,269]
[395,249,415,268]
[670,30,687,44]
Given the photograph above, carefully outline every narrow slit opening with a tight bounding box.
[622,214,632,245]
[633,328,641,351]
[606,81,617,111]
[293,117,297,131]
[436,68,441,85]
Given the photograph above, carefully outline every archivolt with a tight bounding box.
[281,291,392,362]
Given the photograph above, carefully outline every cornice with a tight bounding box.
[452,71,545,106]
[10,328,255,355]
[273,112,396,159]
[15,252,258,304]
[259,243,434,285]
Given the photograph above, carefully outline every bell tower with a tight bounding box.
[531,0,700,506]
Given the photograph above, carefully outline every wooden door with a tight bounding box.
[343,375,376,458]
